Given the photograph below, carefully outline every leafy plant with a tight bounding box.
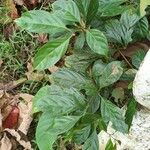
[15,0,148,149]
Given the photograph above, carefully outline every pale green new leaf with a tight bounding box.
[33,85,86,114]
[86,29,108,56]
[52,0,81,22]
[105,139,116,150]
[98,61,123,89]
[15,10,69,34]
[101,97,128,133]
[83,130,99,150]
[36,113,80,150]
[34,35,71,70]
[140,0,150,17]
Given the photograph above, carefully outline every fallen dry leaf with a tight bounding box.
[0,129,33,150]
[18,93,33,135]
[14,0,24,6]
[114,40,150,59]
[5,0,19,19]
[26,62,45,81]
[0,60,3,68]
[0,133,12,150]
[48,65,59,73]
[3,23,17,40]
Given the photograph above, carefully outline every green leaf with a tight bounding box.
[98,0,128,17]
[33,85,86,114]
[36,113,80,150]
[74,33,85,51]
[99,117,107,131]
[74,0,87,19]
[49,68,90,89]
[125,99,137,130]
[81,114,100,124]
[75,0,99,23]
[98,61,123,89]
[105,139,116,150]
[92,60,107,84]
[65,51,97,73]
[101,97,128,133]
[83,130,99,150]
[140,0,150,17]
[34,35,71,70]
[86,29,108,56]
[134,17,149,39]
[105,10,139,46]
[120,69,137,81]
[87,95,100,113]
[15,10,69,34]
[73,125,91,144]
[86,0,99,24]
[132,50,146,69]
[52,0,81,22]
[120,10,139,28]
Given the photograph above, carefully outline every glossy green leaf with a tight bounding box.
[73,125,91,144]
[132,50,146,69]
[33,85,86,114]
[101,97,128,133]
[86,0,99,24]
[74,0,87,19]
[81,114,100,124]
[105,10,139,46]
[120,69,137,81]
[75,0,99,23]
[74,33,85,51]
[49,68,91,89]
[15,10,69,34]
[86,29,108,56]
[34,35,71,70]
[83,130,99,150]
[99,117,107,131]
[140,0,150,17]
[125,99,137,130]
[65,51,97,73]
[105,139,116,150]
[98,0,128,17]
[36,113,80,150]
[120,10,139,28]
[98,61,123,89]
[87,95,100,113]
[134,17,149,39]
[92,60,107,84]
[52,0,81,22]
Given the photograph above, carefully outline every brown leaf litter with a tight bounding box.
[0,79,34,150]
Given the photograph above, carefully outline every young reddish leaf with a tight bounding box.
[3,106,20,129]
